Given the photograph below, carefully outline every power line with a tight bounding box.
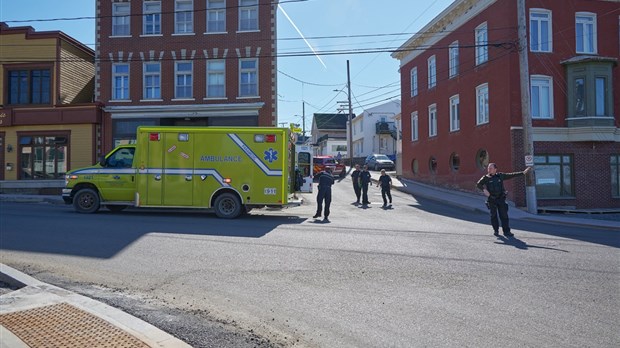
[2,0,310,24]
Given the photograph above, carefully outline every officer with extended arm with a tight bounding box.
[476,163,532,237]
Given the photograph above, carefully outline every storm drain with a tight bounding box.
[0,302,150,347]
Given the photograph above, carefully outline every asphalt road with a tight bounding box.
[1,178,619,347]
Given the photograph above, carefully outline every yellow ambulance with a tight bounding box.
[62,126,313,218]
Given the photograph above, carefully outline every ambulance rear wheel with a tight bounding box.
[213,193,242,219]
[73,188,100,214]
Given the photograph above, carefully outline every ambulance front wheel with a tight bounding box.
[213,193,242,219]
[73,188,101,213]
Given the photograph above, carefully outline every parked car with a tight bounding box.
[314,156,346,178]
[364,154,395,171]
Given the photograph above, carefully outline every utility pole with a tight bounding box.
[302,101,306,139]
[517,0,537,214]
[278,122,287,128]
[346,60,353,166]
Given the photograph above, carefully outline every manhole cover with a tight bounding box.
[0,302,150,347]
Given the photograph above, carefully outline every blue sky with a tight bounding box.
[0,0,454,133]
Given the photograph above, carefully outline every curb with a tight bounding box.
[0,264,192,348]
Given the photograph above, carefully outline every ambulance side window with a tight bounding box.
[107,148,135,168]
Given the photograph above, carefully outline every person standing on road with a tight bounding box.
[360,165,372,205]
[476,163,532,237]
[313,167,335,222]
[351,164,362,204]
[376,169,393,208]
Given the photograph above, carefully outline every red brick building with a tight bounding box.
[96,0,278,150]
[393,0,619,209]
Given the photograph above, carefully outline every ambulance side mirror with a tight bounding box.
[99,155,106,167]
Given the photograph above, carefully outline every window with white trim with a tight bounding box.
[207,0,226,33]
[475,22,488,65]
[410,67,418,97]
[175,61,193,99]
[428,104,437,137]
[530,9,552,52]
[239,0,258,31]
[530,75,553,119]
[576,12,597,54]
[239,58,258,96]
[427,55,436,89]
[411,111,418,141]
[207,60,225,98]
[143,62,161,99]
[112,63,130,100]
[112,3,130,36]
[143,1,162,35]
[175,0,193,34]
[449,41,459,78]
[450,95,460,131]
[476,83,489,125]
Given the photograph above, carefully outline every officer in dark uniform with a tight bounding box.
[360,165,372,205]
[476,163,532,237]
[351,164,362,204]
[313,167,335,222]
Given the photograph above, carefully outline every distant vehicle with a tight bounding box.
[364,154,395,171]
[313,155,346,178]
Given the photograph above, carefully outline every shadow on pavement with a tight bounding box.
[409,196,620,249]
[0,203,306,259]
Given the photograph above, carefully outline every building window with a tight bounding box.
[411,158,419,175]
[428,104,437,137]
[427,55,436,89]
[411,112,418,141]
[207,0,226,33]
[576,12,596,54]
[595,77,606,116]
[612,155,620,197]
[450,95,460,131]
[429,156,437,174]
[476,83,489,125]
[475,22,488,65]
[449,41,459,77]
[574,77,586,116]
[112,3,131,36]
[450,152,460,172]
[530,9,552,52]
[476,149,489,170]
[175,61,193,99]
[112,63,130,100]
[239,58,258,97]
[531,75,553,119]
[143,62,161,100]
[534,155,574,198]
[207,59,225,98]
[565,59,614,122]
[19,135,68,180]
[410,67,418,97]
[175,0,193,34]
[143,1,162,35]
[239,0,258,31]
[7,69,51,105]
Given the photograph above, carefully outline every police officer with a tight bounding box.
[313,167,335,222]
[351,164,362,204]
[360,165,372,205]
[476,163,532,237]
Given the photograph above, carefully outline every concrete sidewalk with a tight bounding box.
[0,264,191,348]
[365,170,620,231]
